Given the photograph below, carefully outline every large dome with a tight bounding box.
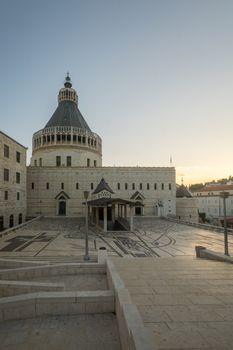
[45,100,92,131]
[45,73,92,132]
[30,74,102,168]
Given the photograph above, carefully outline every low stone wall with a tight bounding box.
[0,258,50,269]
[164,217,233,234]
[0,290,114,322]
[106,258,154,350]
[0,280,64,297]
[0,263,105,280]
[195,246,233,264]
[0,216,41,239]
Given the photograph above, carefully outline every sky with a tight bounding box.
[0,0,233,185]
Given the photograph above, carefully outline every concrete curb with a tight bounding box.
[0,258,50,268]
[0,280,65,297]
[0,263,105,280]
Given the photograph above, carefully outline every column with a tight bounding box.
[96,207,99,228]
[130,206,134,232]
[71,127,73,145]
[104,207,107,232]
[124,204,127,219]
[112,204,115,223]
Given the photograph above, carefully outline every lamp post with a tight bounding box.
[220,191,229,256]
[83,190,90,261]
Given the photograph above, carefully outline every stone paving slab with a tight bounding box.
[0,313,121,350]
[113,256,233,349]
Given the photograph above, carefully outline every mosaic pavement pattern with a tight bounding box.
[0,217,232,260]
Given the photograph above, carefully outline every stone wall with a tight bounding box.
[176,197,198,223]
[0,132,27,230]
[27,166,176,218]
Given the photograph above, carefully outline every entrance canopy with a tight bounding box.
[83,197,136,232]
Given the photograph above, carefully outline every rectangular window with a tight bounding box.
[87,158,90,167]
[117,183,120,190]
[140,183,142,190]
[94,160,97,167]
[32,182,34,189]
[66,156,71,167]
[17,192,20,200]
[61,183,64,190]
[16,172,20,184]
[46,182,49,190]
[91,183,94,190]
[56,156,61,167]
[4,169,9,181]
[4,191,8,200]
[147,183,150,190]
[154,183,157,190]
[132,183,135,190]
[34,160,37,166]
[16,151,20,163]
[39,158,42,166]
[0,216,4,231]
[76,183,79,190]
[169,183,171,190]
[125,183,128,190]
[161,183,164,190]
[4,145,9,158]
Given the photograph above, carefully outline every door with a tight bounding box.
[59,201,66,215]
[135,206,142,215]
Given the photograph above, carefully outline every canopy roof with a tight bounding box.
[85,198,136,207]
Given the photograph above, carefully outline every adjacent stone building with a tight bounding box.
[0,131,27,230]
[176,184,198,223]
[27,75,176,225]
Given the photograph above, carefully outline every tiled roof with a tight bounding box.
[197,185,233,192]
[92,178,114,195]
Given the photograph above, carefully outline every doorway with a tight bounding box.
[59,201,66,216]
[135,206,142,216]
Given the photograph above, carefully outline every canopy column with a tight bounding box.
[104,206,107,232]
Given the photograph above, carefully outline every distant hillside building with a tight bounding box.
[0,131,27,230]
[26,74,176,229]
[192,183,233,225]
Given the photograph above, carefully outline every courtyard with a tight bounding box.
[0,217,231,260]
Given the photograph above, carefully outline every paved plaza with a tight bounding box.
[113,256,233,350]
[0,217,233,349]
[0,217,231,260]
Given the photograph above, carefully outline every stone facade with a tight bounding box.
[0,131,27,230]
[27,166,176,218]
[176,197,198,223]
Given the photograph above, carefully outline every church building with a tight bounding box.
[1,74,176,231]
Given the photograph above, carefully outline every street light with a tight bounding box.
[83,190,90,261]
[220,191,230,256]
